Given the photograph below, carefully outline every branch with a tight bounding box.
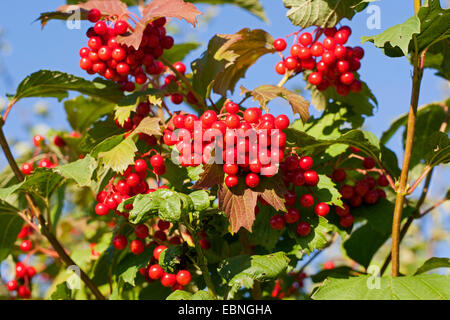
[390,34,424,277]
[0,121,105,300]
[158,56,208,111]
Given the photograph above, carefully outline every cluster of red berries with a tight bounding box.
[331,154,388,228]
[163,100,290,189]
[20,134,70,175]
[6,262,37,299]
[274,26,364,96]
[94,157,167,218]
[272,271,307,299]
[80,9,174,91]
[266,155,327,237]
[112,218,184,255]
[142,245,192,290]
[17,226,34,253]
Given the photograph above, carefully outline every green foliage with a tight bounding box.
[0,208,23,261]
[158,245,183,273]
[313,274,450,300]
[414,257,450,275]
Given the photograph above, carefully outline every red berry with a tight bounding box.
[300,194,314,208]
[285,208,300,224]
[87,9,101,23]
[33,135,45,147]
[308,72,322,85]
[94,21,107,35]
[335,203,350,216]
[293,171,305,186]
[285,190,297,207]
[158,220,171,231]
[148,264,164,280]
[332,169,347,182]
[199,238,211,250]
[275,61,286,75]
[273,38,287,51]
[243,108,261,123]
[171,94,184,105]
[26,266,36,278]
[315,203,330,216]
[53,135,66,147]
[355,180,370,196]
[298,156,313,170]
[225,100,239,114]
[223,163,239,175]
[150,155,164,168]
[285,56,298,70]
[364,189,379,205]
[134,159,148,173]
[126,173,140,187]
[340,72,354,85]
[269,214,285,230]
[95,203,110,216]
[340,185,355,199]
[200,110,218,128]
[112,47,126,61]
[153,245,167,260]
[274,114,290,130]
[362,157,376,169]
[113,235,128,250]
[296,222,311,237]
[350,79,363,93]
[245,173,260,188]
[340,214,354,228]
[176,270,191,286]
[20,240,32,252]
[225,175,238,188]
[116,62,130,75]
[130,239,145,255]
[114,20,129,35]
[323,37,336,50]
[161,273,177,287]
[353,46,365,59]
[377,175,389,187]
[17,285,31,299]
[350,195,363,207]
[21,163,33,175]
[173,62,186,75]
[135,224,149,239]
[7,280,18,291]
[16,262,27,278]
[299,33,313,46]
[310,42,324,57]
[334,30,349,45]
[303,170,319,186]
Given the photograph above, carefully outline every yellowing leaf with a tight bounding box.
[131,117,162,138]
[98,137,137,173]
[114,105,136,126]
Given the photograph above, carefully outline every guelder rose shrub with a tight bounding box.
[0,0,448,301]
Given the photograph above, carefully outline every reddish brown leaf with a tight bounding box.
[57,0,128,17]
[117,0,202,49]
[218,181,258,233]
[256,174,288,212]
[192,163,224,190]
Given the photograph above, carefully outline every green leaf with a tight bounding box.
[166,290,193,300]
[414,257,450,275]
[79,119,124,153]
[162,42,201,63]
[0,209,23,261]
[50,185,66,233]
[426,131,450,167]
[310,266,355,283]
[188,0,267,22]
[10,70,123,104]
[158,245,183,273]
[288,216,335,254]
[97,136,137,174]
[415,0,450,53]
[188,190,211,212]
[54,155,97,187]
[139,281,172,300]
[64,96,115,133]
[20,168,64,200]
[240,85,310,123]
[115,247,154,286]
[362,15,420,57]
[50,283,72,300]
[248,205,283,251]
[315,174,343,207]
[219,252,290,297]
[283,0,371,28]
[313,274,450,300]
[423,38,450,80]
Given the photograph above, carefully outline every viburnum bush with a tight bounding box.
[0,0,448,301]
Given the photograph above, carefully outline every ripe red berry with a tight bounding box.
[353,46,365,59]
[95,203,110,216]
[340,72,355,85]
[293,171,305,186]
[134,159,148,173]
[332,169,347,182]
[148,264,164,279]
[350,79,363,93]
[299,33,313,46]
[274,114,290,130]
[126,173,140,187]
[285,190,297,207]
[355,179,370,196]
[350,195,363,207]
[310,42,324,57]
[200,110,218,128]
[300,194,314,208]
[245,173,260,188]
[273,38,287,51]
[7,280,17,291]
[269,214,285,230]
[161,273,177,287]
[225,175,238,188]
[16,262,27,278]
[113,235,128,250]
[176,270,191,286]
[340,185,354,199]
[308,72,322,85]
[20,240,32,252]
[335,203,350,216]
[116,62,130,75]
[158,220,171,231]
[323,37,336,50]
[364,189,379,205]
[112,47,126,61]
[21,163,33,175]
[114,20,129,35]
[33,135,45,147]
[130,239,145,255]
[153,245,167,260]
[225,100,239,114]
[315,203,330,216]
[199,238,211,250]
[340,214,354,228]
[362,157,376,169]
[296,222,311,237]
[243,108,261,123]
[298,156,313,170]
[285,56,298,70]
[377,175,389,187]
[94,21,107,35]
[53,135,66,147]
[173,61,186,75]
[303,170,319,186]
[150,155,164,168]
[275,61,286,75]
[285,208,300,224]
[223,163,239,175]
[26,266,36,278]
[87,9,101,23]
[135,224,149,239]
[18,285,31,299]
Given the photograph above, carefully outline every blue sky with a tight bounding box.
[0,0,448,260]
